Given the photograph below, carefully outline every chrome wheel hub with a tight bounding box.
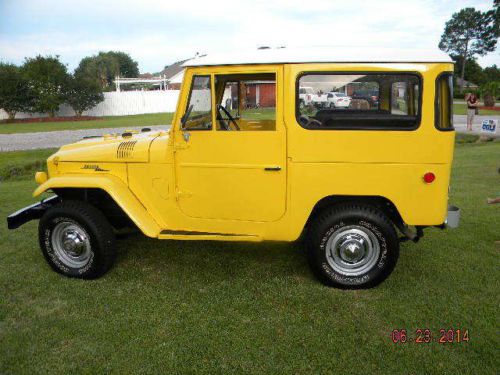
[339,234,366,263]
[52,221,92,268]
[325,225,380,276]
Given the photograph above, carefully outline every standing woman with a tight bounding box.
[466,92,479,131]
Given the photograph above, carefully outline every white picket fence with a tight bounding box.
[0,90,181,120]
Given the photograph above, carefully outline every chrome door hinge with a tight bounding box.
[174,143,189,150]
[176,190,192,200]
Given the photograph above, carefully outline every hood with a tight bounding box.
[53,130,168,163]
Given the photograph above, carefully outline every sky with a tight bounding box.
[0,0,498,74]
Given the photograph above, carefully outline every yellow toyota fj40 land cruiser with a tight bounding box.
[7,47,460,288]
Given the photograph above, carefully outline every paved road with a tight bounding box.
[0,125,170,152]
[0,115,497,152]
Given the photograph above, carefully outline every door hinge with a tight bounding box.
[176,190,192,200]
[174,143,189,150]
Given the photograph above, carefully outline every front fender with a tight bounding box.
[33,174,161,238]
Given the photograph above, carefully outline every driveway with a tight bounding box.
[0,125,170,152]
[0,115,497,152]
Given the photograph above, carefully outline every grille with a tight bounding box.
[116,141,137,158]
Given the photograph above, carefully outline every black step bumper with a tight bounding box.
[7,196,60,230]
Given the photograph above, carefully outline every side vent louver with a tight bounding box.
[116,141,137,158]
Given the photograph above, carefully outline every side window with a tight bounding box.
[182,75,212,130]
[215,74,276,131]
[435,73,454,130]
[297,73,421,130]
[391,81,419,116]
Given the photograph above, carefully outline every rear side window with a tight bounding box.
[297,73,421,130]
[435,73,454,130]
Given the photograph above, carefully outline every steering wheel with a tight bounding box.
[299,115,323,127]
[217,104,240,131]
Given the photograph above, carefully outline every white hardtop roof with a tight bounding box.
[183,47,453,67]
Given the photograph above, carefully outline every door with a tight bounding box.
[174,68,287,222]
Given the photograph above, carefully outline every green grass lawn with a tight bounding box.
[0,113,173,134]
[0,148,56,181]
[453,103,499,116]
[0,142,499,373]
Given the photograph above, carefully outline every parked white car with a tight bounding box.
[326,92,351,108]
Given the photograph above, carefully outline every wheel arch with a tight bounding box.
[304,195,405,232]
[33,175,161,238]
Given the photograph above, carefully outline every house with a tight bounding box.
[244,81,276,107]
[456,78,479,90]
[158,59,189,90]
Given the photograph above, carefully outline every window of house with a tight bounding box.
[435,73,454,130]
[182,75,212,130]
[297,73,421,130]
[215,74,276,131]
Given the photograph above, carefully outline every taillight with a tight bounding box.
[423,172,436,184]
[307,95,311,100]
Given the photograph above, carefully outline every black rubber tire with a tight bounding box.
[38,200,116,279]
[307,204,399,289]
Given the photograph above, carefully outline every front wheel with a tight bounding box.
[307,204,399,289]
[38,200,116,279]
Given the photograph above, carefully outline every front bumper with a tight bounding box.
[7,195,60,230]
[445,205,460,228]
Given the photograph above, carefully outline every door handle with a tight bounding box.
[264,166,281,171]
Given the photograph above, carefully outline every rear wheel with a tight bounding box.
[38,200,116,279]
[307,204,399,288]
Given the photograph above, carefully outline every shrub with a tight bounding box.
[0,63,31,120]
[21,55,69,117]
[64,75,104,116]
[481,81,499,107]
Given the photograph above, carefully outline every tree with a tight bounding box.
[21,55,70,117]
[483,64,500,82]
[439,6,498,91]
[481,81,499,106]
[106,51,139,77]
[451,55,487,85]
[75,54,119,90]
[0,63,30,120]
[64,75,104,116]
[75,51,139,90]
[491,0,500,33]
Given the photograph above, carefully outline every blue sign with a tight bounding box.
[481,119,497,134]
